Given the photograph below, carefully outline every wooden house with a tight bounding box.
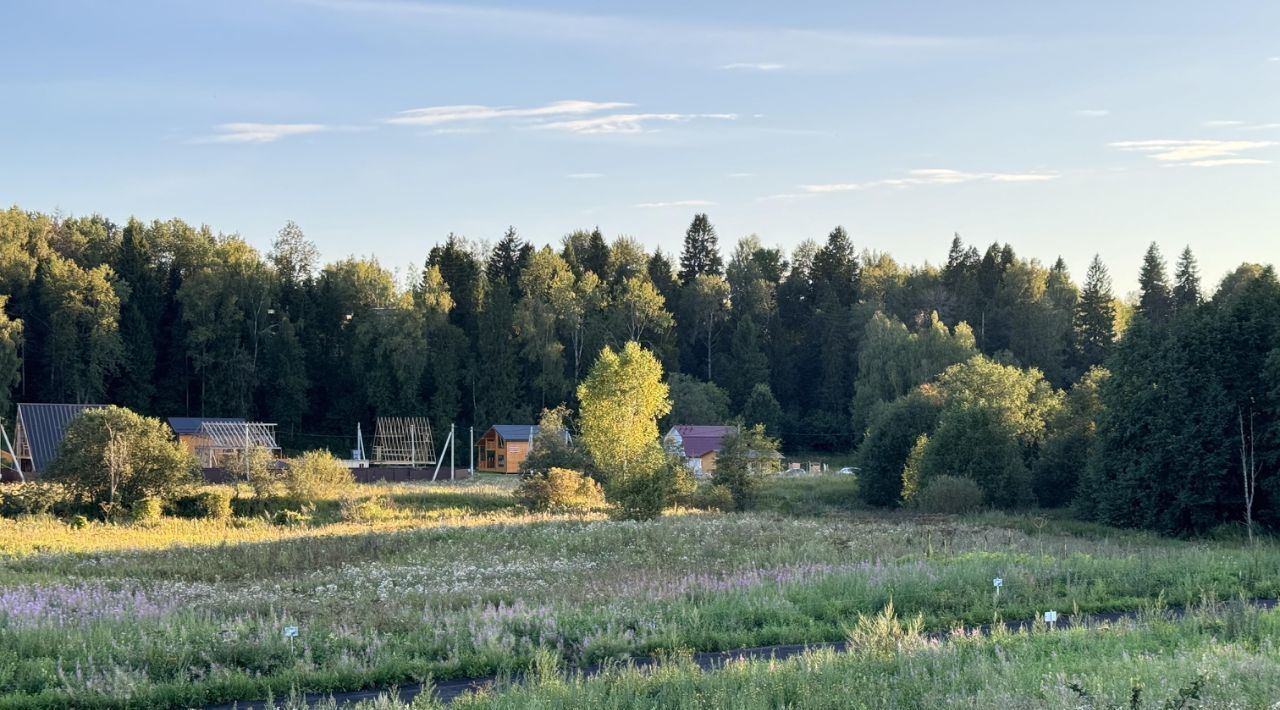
[475,425,540,473]
[663,425,737,475]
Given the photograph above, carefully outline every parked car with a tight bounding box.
[838,466,859,475]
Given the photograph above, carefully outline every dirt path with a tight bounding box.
[207,598,1277,709]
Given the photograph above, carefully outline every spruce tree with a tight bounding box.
[486,226,527,291]
[1137,242,1173,323]
[1172,246,1202,312]
[678,213,722,285]
[1073,254,1116,370]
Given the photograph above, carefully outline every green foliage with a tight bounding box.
[666,372,731,426]
[578,341,671,483]
[913,475,985,514]
[242,446,283,499]
[712,423,781,510]
[741,383,783,439]
[172,489,233,521]
[689,483,735,511]
[1033,367,1107,507]
[0,482,76,518]
[129,496,164,526]
[284,450,355,501]
[843,601,926,659]
[45,405,198,515]
[520,405,590,476]
[339,493,396,523]
[0,296,21,417]
[899,434,928,504]
[1074,254,1117,372]
[855,388,942,507]
[515,467,607,513]
[677,213,722,284]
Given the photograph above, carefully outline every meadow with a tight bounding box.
[0,475,1277,708]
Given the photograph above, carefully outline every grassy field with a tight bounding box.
[0,476,1277,708]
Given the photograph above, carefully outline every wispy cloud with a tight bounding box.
[198,122,329,143]
[1109,139,1275,166]
[538,112,738,134]
[387,100,630,126]
[1204,120,1245,127]
[728,172,756,178]
[1075,109,1110,118]
[800,168,1059,193]
[720,62,785,71]
[566,172,604,179]
[634,199,716,208]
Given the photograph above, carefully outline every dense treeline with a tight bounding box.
[0,205,1275,533]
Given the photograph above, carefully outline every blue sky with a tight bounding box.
[3,1,1278,292]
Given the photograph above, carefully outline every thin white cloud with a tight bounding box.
[720,62,785,71]
[566,172,605,179]
[199,122,329,143]
[1186,158,1270,167]
[1270,56,1280,62]
[537,112,738,134]
[1242,122,1280,131]
[634,199,716,208]
[1204,120,1245,127]
[1075,109,1110,118]
[800,168,1059,193]
[1109,139,1276,164]
[728,172,756,178]
[387,100,630,126]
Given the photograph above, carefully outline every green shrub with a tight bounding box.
[284,450,355,501]
[690,484,735,511]
[129,496,164,526]
[516,468,606,513]
[172,490,233,521]
[0,482,72,517]
[340,494,395,523]
[914,475,985,514]
[44,406,199,515]
[68,514,89,529]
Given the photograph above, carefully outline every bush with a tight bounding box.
[711,424,781,511]
[129,496,164,526]
[516,468,606,513]
[520,406,590,476]
[340,493,395,523]
[0,482,74,517]
[172,489,233,521]
[914,475,985,514]
[284,450,354,501]
[690,484,735,511]
[68,514,89,530]
[44,406,199,515]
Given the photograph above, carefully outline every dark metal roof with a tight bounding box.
[167,417,245,435]
[489,424,541,442]
[16,403,107,473]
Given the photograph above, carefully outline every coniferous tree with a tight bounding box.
[486,227,527,295]
[1073,254,1116,371]
[1172,246,1202,313]
[1137,242,1173,323]
[677,213,722,285]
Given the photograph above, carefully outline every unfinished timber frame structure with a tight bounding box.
[195,420,281,469]
[372,417,436,466]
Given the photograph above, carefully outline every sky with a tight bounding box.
[2,0,1278,293]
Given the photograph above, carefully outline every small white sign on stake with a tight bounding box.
[283,625,299,638]
[993,577,1003,596]
[1044,610,1058,626]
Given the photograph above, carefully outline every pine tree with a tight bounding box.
[1073,254,1116,370]
[486,226,527,292]
[811,226,859,301]
[1172,246,1202,312]
[1137,242,1173,323]
[678,213,722,285]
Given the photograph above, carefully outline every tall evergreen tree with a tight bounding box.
[678,213,722,285]
[1172,246,1202,313]
[486,226,528,293]
[1073,254,1116,371]
[1137,242,1173,323]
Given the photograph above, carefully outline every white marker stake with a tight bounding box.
[1044,610,1058,628]
[284,625,299,651]
[993,577,1003,599]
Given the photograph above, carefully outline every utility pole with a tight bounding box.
[450,424,455,481]
[469,426,474,478]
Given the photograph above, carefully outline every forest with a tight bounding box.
[0,205,1276,534]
